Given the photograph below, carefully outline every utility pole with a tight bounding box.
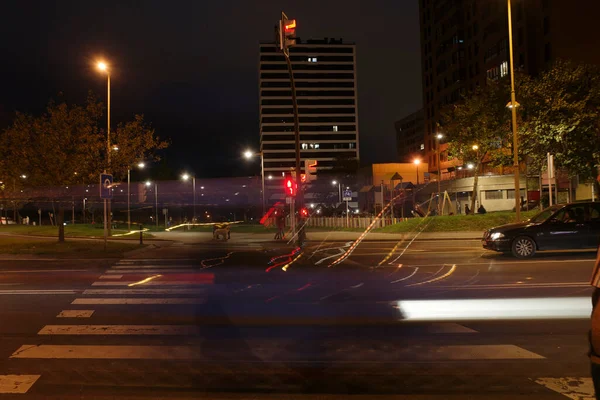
[507,0,521,222]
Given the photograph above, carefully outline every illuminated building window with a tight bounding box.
[333,125,338,131]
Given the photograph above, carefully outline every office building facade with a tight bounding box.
[259,38,359,181]
[395,109,425,162]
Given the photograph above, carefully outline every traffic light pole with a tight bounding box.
[283,38,302,245]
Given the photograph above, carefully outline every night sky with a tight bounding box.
[0,1,422,179]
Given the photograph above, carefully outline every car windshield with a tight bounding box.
[528,205,564,223]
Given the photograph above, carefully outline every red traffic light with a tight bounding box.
[284,20,296,33]
[284,177,297,196]
[300,207,309,218]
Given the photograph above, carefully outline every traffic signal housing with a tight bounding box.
[299,207,309,218]
[278,14,297,52]
[284,175,297,197]
[304,159,317,183]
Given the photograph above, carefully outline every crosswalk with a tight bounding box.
[0,257,593,398]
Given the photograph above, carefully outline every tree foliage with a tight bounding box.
[0,93,169,240]
[519,59,600,179]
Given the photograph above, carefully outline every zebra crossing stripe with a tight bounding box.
[0,375,40,393]
[72,298,205,305]
[534,377,595,399]
[10,345,205,360]
[83,289,202,295]
[91,281,206,286]
[110,265,197,269]
[56,310,94,318]
[38,325,200,335]
[100,274,122,279]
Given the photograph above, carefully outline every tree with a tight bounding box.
[0,94,169,241]
[109,115,169,181]
[440,80,512,213]
[519,59,600,190]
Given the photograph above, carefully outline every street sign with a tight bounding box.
[343,189,352,201]
[100,174,113,199]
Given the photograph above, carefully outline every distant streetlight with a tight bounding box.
[413,159,421,185]
[467,163,474,170]
[181,173,196,221]
[435,133,444,202]
[243,149,266,216]
[146,181,158,228]
[127,162,145,231]
[332,180,341,203]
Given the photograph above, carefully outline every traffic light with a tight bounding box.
[278,13,297,52]
[304,159,317,182]
[284,176,297,197]
[300,207,309,218]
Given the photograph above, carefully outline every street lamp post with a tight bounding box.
[181,173,196,222]
[244,150,265,216]
[127,162,145,231]
[436,133,443,214]
[97,61,112,237]
[146,181,158,228]
[332,180,342,203]
[507,0,521,222]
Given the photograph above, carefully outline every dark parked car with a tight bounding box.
[482,202,600,258]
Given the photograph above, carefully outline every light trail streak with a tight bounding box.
[406,264,457,287]
[128,274,162,287]
[200,252,234,268]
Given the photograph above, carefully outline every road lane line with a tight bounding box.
[0,269,89,273]
[56,310,94,318]
[91,281,206,286]
[406,265,457,287]
[0,290,78,295]
[0,375,40,394]
[110,265,197,269]
[9,344,540,361]
[10,345,206,360]
[72,298,205,305]
[100,274,122,279]
[38,325,200,335]
[83,289,202,295]
[105,269,198,274]
[534,377,594,400]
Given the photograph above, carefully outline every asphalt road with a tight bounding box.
[0,236,597,399]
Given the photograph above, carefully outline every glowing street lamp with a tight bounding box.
[146,181,158,228]
[413,159,421,185]
[181,172,196,221]
[243,149,266,216]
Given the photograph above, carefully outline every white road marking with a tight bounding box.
[38,325,200,335]
[419,323,478,334]
[0,290,78,295]
[72,298,205,305]
[0,269,89,273]
[99,274,122,279]
[56,310,94,318]
[10,344,541,361]
[11,345,206,360]
[83,288,202,295]
[399,297,591,321]
[110,265,197,269]
[106,269,197,274]
[0,374,40,394]
[91,281,205,286]
[378,259,595,268]
[534,377,595,400]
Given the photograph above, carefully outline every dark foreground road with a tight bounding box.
[0,237,596,399]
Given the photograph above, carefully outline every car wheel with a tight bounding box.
[512,236,536,258]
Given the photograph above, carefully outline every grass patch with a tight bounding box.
[377,210,540,233]
[0,236,143,258]
[0,224,153,239]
